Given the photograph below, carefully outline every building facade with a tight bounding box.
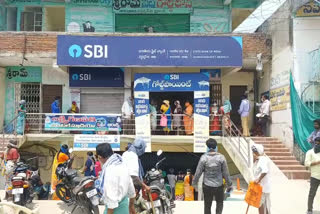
[0,0,271,182]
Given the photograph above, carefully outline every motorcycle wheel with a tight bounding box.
[88,205,100,214]
[55,184,72,203]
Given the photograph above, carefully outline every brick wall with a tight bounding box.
[0,32,271,60]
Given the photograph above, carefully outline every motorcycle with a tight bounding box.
[143,150,175,214]
[29,174,50,200]
[9,160,38,206]
[55,148,100,214]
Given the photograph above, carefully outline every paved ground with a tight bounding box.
[1,160,320,214]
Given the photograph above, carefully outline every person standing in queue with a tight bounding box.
[193,138,233,214]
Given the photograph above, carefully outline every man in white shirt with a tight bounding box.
[122,97,134,135]
[122,138,150,193]
[256,95,271,137]
[252,144,271,214]
[305,137,320,214]
[96,143,136,214]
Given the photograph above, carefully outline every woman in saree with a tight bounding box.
[160,100,172,135]
[51,144,70,200]
[220,100,232,134]
[16,100,27,135]
[183,101,194,135]
[184,169,194,201]
[175,171,185,201]
[210,102,221,135]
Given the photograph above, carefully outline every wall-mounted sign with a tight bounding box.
[134,73,210,92]
[296,1,320,17]
[113,0,192,13]
[69,67,124,87]
[44,114,122,131]
[57,35,243,67]
[134,73,210,153]
[67,0,112,6]
[74,135,120,151]
[66,7,114,32]
[270,85,290,111]
[6,66,42,82]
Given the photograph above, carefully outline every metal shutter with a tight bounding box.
[80,93,124,114]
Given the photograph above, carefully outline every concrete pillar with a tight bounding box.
[124,67,132,100]
[0,68,5,130]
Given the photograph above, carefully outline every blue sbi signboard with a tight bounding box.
[69,67,124,87]
[134,73,209,92]
[57,35,243,67]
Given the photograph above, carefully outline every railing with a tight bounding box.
[223,116,252,168]
[0,114,21,151]
[25,113,224,136]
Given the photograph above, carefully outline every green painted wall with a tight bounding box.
[65,6,113,32]
[115,14,190,33]
[232,0,259,9]
[0,5,6,31]
[190,7,231,33]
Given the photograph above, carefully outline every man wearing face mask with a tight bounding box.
[305,137,320,214]
[193,138,232,214]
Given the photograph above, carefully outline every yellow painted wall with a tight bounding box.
[221,71,254,128]
[44,7,65,32]
[0,68,5,130]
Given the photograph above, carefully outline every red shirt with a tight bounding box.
[95,161,102,177]
[7,148,19,161]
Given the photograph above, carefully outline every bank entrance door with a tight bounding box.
[230,85,247,127]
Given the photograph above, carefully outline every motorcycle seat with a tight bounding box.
[73,176,92,186]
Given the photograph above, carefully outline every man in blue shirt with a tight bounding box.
[83,152,96,177]
[238,95,250,137]
[51,96,61,113]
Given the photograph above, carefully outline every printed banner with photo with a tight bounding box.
[270,85,290,111]
[74,135,120,151]
[44,114,122,131]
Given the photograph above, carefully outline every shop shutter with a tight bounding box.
[80,93,124,114]
[115,14,190,33]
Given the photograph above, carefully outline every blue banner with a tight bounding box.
[69,67,124,87]
[57,35,242,67]
[73,135,120,151]
[44,114,122,131]
[134,73,209,92]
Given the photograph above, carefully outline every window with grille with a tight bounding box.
[210,84,222,106]
[20,7,42,31]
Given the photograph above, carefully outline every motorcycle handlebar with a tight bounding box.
[155,157,166,170]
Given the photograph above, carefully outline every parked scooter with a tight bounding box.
[9,160,38,206]
[55,148,100,214]
[143,150,175,214]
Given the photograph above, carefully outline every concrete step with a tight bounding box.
[278,165,307,171]
[265,152,292,156]
[254,141,282,145]
[251,137,278,141]
[263,144,286,149]
[282,170,310,180]
[264,148,290,153]
[269,156,296,161]
[273,160,301,165]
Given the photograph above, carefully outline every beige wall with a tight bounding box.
[222,71,255,128]
[42,67,71,113]
[0,68,5,130]
[44,7,65,32]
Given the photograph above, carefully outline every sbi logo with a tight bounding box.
[72,73,92,81]
[72,74,79,80]
[68,44,108,59]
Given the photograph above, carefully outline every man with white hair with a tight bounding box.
[251,144,271,214]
